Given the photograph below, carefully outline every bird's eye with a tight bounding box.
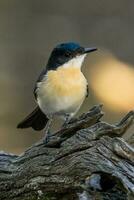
[65,51,72,57]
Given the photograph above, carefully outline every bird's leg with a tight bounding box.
[62,114,71,128]
[43,115,53,143]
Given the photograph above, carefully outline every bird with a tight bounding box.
[17,42,97,141]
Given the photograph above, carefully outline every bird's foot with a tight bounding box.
[62,117,77,129]
[61,121,68,129]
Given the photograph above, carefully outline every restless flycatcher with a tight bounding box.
[17,42,97,141]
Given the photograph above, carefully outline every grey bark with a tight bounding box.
[0,105,134,200]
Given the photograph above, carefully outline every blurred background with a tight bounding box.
[0,0,134,154]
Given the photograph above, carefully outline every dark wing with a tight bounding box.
[18,66,49,131]
[33,68,47,100]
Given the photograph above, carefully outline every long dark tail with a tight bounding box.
[17,107,48,131]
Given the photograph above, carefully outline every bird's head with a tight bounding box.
[47,42,97,70]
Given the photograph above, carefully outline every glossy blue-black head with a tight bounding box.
[47,42,97,70]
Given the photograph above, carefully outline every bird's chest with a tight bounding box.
[39,68,87,97]
[36,67,87,113]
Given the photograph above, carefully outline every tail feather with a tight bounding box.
[17,107,48,131]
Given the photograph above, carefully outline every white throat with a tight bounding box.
[62,54,86,69]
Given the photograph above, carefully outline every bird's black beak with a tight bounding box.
[84,47,97,54]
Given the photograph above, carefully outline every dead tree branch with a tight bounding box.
[0,105,134,200]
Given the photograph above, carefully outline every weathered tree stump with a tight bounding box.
[0,105,134,200]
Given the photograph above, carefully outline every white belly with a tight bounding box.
[36,67,87,118]
[37,89,86,118]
